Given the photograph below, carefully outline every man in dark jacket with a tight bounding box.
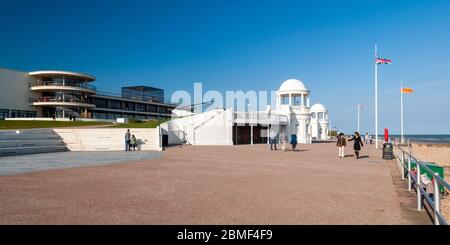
[125,129,131,151]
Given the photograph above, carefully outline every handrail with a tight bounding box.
[393,144,449,225]
[30,96,91,104]
[30,81,97,91]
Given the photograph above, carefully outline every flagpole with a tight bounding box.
[401,81,404,144]
[357,104,360,133]
[375,44,379,149]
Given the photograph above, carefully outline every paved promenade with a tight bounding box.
[0,143,429,224]
[0,151,163,176]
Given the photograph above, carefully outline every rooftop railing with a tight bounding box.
[94,89,178,106]
[393,143,449,225]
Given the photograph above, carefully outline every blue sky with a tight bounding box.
[1,0,450,134]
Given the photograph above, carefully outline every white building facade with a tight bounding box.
[163,78,329,145]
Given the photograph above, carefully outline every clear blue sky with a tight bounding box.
[1,0,450,134]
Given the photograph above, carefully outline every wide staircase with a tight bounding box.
[0,129,68,157]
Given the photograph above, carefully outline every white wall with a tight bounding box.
[0,68,35,112]
[54,128,161,151]
[162,109,233,145]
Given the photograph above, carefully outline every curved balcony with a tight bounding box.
[30,82,96,94]
[30,96,96,108]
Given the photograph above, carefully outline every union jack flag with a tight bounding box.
[376,57,392,64]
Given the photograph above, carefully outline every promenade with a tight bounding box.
[0,142,429,224]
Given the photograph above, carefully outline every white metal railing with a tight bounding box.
[393,144,449,225]
[233,112,288,124]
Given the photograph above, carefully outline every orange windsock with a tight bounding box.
[401,87,414,93]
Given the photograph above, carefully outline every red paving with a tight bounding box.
[0,142,426,224]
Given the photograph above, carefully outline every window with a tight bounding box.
[0,109,9,119]
[109,100,122,110]
[10,110,36,118]
[292,95,302,106]
[146,105,157,112]
[281,96,289,105]
[318,112,324,120]
[159,106,167,113]
[135,103,145,112]
[93,98,108,108]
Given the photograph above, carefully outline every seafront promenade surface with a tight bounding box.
[0,143,429,224]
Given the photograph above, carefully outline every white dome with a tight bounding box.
[278,79,308,92]
[310,103,327,112]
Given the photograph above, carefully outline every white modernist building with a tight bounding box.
[162,79,329,145]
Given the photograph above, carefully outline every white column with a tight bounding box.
[250,122,253,145]
[288,93,292,106]
[307,96,310,107]
[301,94,304,106]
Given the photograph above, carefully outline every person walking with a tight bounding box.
[269,129,277,151]
[365,132,369,144]
[124,129,131,151]
[336,133,346,158]
[290,134,298,152]
[348,132,364,159]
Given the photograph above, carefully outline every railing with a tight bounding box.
[233,112,288,124]
[30,96,91,104]
[29,81,97,91]
[393,144,449,225]
[94,89,178,106]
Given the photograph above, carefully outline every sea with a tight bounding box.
[387,135,450,144]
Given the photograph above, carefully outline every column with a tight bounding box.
[307,96,310,107]
[288,93,292,106]
[301,94,304,106]
[250,123,253,145]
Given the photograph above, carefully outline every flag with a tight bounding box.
[401,87,414,93]
[376,57,392,65]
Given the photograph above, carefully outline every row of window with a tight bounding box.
[281,95,308,106]
[311,112,327,120]
[91,97,171,113]
[0,109,37,119]
[91,111,168,120]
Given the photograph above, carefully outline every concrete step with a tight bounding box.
[0,129,68,157]
[0,134,61,141]
[0,139,65,148]
[0,145,68,157]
